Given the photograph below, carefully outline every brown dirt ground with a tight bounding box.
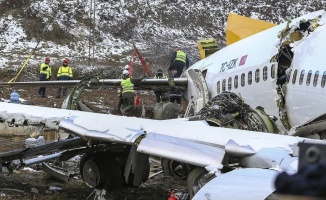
[0,79,189,200]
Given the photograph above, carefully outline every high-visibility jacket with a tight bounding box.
[175,50,186,63]
[57,66,73,78]
[121,78,134,93]
[40,63,52,79]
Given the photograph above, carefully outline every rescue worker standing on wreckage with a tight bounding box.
[168,48,190,77]
[120,70,145,115]
[56,59,73,98]
[38,57,52,98]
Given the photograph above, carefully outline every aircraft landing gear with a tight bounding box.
[80,148,150,194]
[186,167,216,199]
[161,158,193,179]
[80,152,122,191]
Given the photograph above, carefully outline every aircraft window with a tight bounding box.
[286,69,292,83]
[322,72,326,88]
[228,77,232,90]
[313,71,319,87]
[299,70,305,85]
[234,75,238,89]
[241,73,245,87]
[292,69,298,84]
[263,66,268,81]
[271,65,276,78]
[306,70,312,86]
[222,79,226,92]
[248,71,252,85]
[255,69,260,83]
[217,81,220,94]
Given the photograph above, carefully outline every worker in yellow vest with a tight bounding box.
[38,57,52,98]
[168,48,190,77]
[120,70,145,115]
[56,59,73,98]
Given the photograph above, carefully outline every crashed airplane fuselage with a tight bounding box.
[184,10,326,135]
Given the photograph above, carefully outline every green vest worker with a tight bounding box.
[120,69,145,115]
[38,57,52,98]
[56,59,73,98]
[168,48,190,77]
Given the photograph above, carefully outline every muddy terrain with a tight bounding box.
[0,83,189,200]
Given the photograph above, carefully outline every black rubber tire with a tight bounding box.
[101,155,123,191]
[124,158,150,186]
[186,167,216,199]
[142,159,150,182]
[79,152,93,181]
[161,158,192,179]
[79,152,122,191]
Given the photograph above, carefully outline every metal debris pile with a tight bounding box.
[198,91,267,132]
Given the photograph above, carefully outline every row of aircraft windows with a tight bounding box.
[217,65,276,94]
[217,66,326,94]
[292,69,326,88]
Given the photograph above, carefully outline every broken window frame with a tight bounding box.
[271,64,276,79]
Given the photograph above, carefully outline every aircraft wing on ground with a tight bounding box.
[1,102,325,199]
[0,102,315,153]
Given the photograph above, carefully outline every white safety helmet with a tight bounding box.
[124,65,129,70]
[122,70,129,76]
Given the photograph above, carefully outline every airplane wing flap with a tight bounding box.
[59,119,144,144]
[137,133,225,167]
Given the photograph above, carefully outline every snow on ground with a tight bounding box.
[0,0,325,71]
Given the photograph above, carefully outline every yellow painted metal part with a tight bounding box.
[226,13,276,46]
[197,39,219,59]
[283,31,302,45]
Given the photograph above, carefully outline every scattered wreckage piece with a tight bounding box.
[198,91,278,133]
[0,137,87,173]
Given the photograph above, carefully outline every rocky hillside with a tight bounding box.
[0,0,325,80]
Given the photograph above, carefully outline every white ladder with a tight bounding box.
[184,96,195,118]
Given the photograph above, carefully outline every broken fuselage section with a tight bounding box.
[186,11,326,138]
